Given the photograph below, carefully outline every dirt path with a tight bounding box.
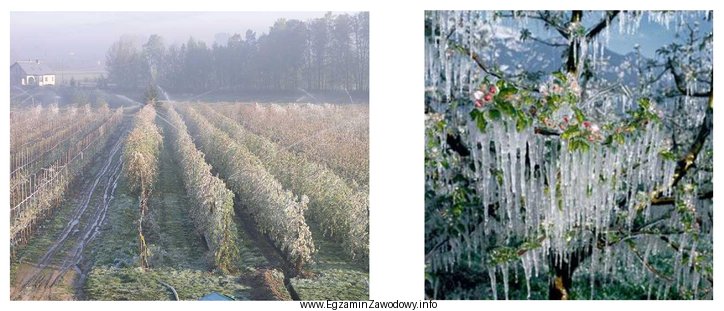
[10,122,127,300]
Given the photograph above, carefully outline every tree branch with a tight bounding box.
[448,41,504,80]
[446,134,470,157]
[668,95,713,189]
[626,241,673,283]
[497,11,570,39]
[537,11,570,39]
[528,36,568,48]
[534,127,561,136]
[651,190,713,206]
[665,58,712,97]
[586,11,621,41]
[565,11,583,74]
[447,41,536,92]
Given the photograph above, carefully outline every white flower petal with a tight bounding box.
[473,90,484,100]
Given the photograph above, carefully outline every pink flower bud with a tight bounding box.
[484,93,493,102]
[475,100,484,108]
[563,115,569,123]
[489,85,497,95]
[583,121,591,128]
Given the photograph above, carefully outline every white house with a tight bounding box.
[10,60,56,86]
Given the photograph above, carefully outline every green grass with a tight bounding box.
[232,216,270,269]
[291,220,369,300]
[85,266,252,300]
[291,268,368,301]
[146,134,208,269]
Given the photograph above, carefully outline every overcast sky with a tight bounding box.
[10,11,335,70]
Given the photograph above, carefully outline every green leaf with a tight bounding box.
[491,168,504,186]
[489,246,518,264]
[496,79,505,89]
[614,133,625,144]
[497,99,516,117]
[451,204,463,218]
[516,116,527,132]
[438,121,447,132]
[568,137,590,152]
[572,106,585,124]
[519,236,543,251]
[568,139,578,151]
[515,110,529,132]
[451,44,466,55]
[488,108,502,120]
[578,140,590,152]
[552,71,567,83]
[498,86,518,98]
[659,149,677,161]
[470,109,488,132]
[638,97,651,110]
[475,114,487,132]
[560,125,581,140]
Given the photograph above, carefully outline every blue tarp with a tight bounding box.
[199,292,234,301]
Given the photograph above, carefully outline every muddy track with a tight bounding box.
[11,123,128,300]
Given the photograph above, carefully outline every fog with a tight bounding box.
[10,12,333,70]
[10,11,369,104]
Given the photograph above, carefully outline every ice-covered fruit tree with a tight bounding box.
[425,11,712,300]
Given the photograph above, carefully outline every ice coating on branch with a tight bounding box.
[426,10,712,300]
[465,119,669,256]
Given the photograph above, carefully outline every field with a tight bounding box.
[9,101,369,301]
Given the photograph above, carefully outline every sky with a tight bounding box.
[600,11,712,57]
[10,12,336,71]
[496,11,713,58]
[10,11,713,72]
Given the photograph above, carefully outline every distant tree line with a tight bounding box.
[105,12,369,93]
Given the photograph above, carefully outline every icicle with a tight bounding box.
[520,254,532,299]
[489,267,498,300]
[501,264,509,300]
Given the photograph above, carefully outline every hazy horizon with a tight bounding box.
[10,11,340,71]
